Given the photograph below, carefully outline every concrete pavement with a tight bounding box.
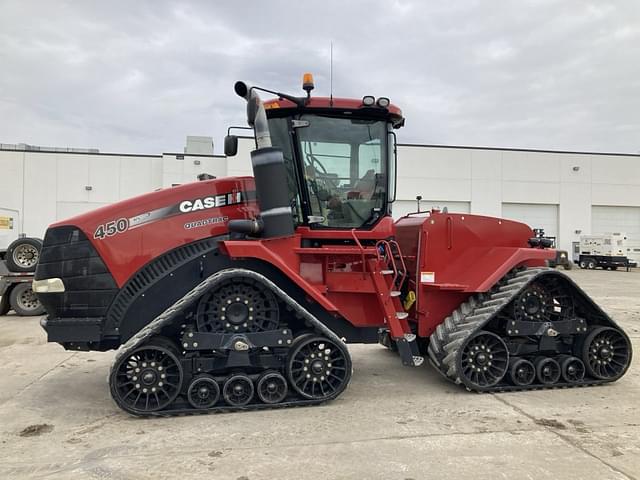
[0,268,638,479]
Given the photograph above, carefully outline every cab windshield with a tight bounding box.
[296,115,388,228]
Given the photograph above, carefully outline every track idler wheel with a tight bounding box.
[458,331,509,389]
[535,357,561,385]
[223,374,254,406]
[257,371,288,404]
[287,334,352,401]
[582,327,632,380]
[110,337,184,415]
[559,356,585,383]
[187,374,221,409]
[508,358,535,386]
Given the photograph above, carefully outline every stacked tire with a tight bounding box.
[0,238,45,316]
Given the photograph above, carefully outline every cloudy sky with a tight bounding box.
[1,1,639,154]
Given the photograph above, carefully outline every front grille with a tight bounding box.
[35,226,118,318]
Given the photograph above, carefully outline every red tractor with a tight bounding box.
[34,75,631,415]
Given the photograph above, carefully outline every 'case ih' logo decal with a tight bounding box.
[93,190,245,240]
[179,192,242,213]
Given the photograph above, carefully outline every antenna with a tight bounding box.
[330,41,334,106]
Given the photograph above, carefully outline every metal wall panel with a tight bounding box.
[89,157,120,203]
[392,200,470,219]
[56,154,89,203]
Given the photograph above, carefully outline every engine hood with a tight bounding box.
[48,176,258,286]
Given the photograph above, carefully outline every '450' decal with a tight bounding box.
[94,218,129,239]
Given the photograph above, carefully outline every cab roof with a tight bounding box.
[263,97,405,128]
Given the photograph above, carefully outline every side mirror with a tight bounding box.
[224,135,238,157]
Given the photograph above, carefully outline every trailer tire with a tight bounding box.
[0,292,9,316]
[587,259,596,270]
[9,283,45,316]
[6,238,43,273]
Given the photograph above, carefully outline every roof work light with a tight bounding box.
[362,95,375,106]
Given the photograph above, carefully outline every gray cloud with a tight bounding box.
[0,0,638,154]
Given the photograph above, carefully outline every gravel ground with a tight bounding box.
[0,268,638,479]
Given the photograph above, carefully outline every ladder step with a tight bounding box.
[390,290,401,297]
[396,312,409,320]
[381,270,394,275]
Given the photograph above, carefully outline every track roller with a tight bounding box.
[223,374,254,406]
[535,357,561,385]
[257,371,288,404]
[559,356,585,383]
[508,358,535,386]
[187,374,221,409]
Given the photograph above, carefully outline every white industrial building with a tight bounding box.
[1,138,639,257]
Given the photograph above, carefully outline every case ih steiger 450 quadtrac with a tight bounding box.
[34,75,631,416]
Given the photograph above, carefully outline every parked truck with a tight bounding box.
[577,233,633,270]
[0,209,45,315]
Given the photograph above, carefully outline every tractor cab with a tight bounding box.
[225,74,404,232]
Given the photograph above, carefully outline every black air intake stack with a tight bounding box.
[228,81,295,238]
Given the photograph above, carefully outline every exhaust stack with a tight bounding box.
[229,81,295,239]
[234,81,272,149]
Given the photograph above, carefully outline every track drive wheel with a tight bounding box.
[110,337,184,415]
[458,331,509,389]
[196,278,279,334]
[582,327,631,381]
[287,334,352,401]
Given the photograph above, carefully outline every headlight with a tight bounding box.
[32,278,65,293]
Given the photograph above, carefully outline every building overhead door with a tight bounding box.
[591,206,640,236]
[502,203,559,241]
[592,206,640,263]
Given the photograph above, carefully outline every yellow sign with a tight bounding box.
[0,216,14,230]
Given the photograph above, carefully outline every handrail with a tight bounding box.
[351,229,367,277]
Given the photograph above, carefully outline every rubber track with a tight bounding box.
[427,267,629,392]
[109,268,351,417]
